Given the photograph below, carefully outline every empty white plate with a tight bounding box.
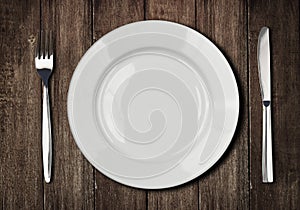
[68,20,239,189]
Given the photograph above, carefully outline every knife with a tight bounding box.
[257,27,273,183]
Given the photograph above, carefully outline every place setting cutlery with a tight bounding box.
[34,23,274,187]
[258,26,273,183]
[35,30,54,183]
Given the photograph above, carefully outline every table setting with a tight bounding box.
[0,0,299,209]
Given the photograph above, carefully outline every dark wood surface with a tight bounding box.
[249,0,300,209]
[196,0,249,209]
[0,0,299,209]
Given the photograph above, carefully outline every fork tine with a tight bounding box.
[45,30,49,58]
[49,31,53,57]
[41,30,45,58]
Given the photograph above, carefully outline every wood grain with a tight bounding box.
[147,181,198,210]
[0,0,299,209]
[93,0,147,209]
[0,0,43,209]
[93,0,145,40]
[146,0,199,209]
[249,0,300,209]
[196,0,249,209]
[41,0,94,209]
[146,0,195,28]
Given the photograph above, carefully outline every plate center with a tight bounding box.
[96,51,209,161]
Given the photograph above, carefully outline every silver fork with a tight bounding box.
[35,31,53,183]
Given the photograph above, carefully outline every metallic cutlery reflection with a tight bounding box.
[35,31,54,183]
[257,27,273,183]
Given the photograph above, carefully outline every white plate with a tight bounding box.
[68,20,239,189]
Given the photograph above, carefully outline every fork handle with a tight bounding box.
[262,102,273,183]
[42,85,52,183]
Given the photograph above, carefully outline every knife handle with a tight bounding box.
[42,85,52,183]
[262,102,273,183]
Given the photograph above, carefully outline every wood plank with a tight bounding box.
[249,0,300,209]
[146,0,195,28]
[95,175,147,210]
[147,181,198,210]
[93,0,145,39]
[93,0,147,209]
[41,0,95,209]
[146,0,199,209]
[0,0,43,209]
[196,0,249,209]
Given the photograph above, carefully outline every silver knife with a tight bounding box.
[257,27,273,183]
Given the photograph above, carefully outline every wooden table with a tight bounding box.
[1,0,299,209]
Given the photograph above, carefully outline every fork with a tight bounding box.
[35,31,53,183]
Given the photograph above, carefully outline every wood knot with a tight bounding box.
[28,34,35,45]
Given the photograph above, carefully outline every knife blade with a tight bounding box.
[258,27,271,102]
[257,27,273,183]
